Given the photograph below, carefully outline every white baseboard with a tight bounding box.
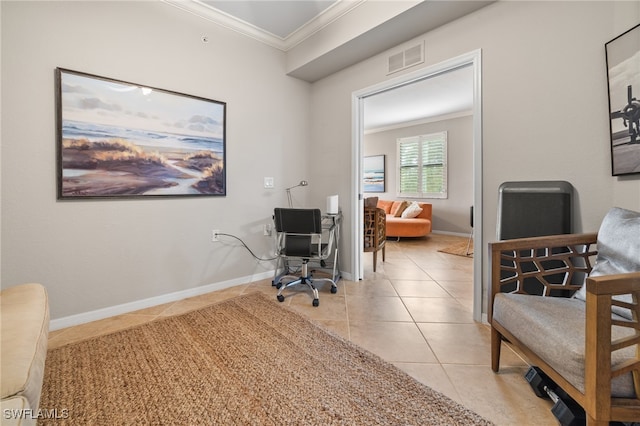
[49,270,276,331]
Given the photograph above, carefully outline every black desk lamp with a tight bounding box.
[286,180,308,207]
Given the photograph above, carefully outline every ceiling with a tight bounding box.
[201,0,341,40]
[165,0,362,51]
[165,0,486,130]
[363,64,474,132]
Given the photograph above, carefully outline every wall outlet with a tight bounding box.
[263,223,272,236]
[211,229,220,242]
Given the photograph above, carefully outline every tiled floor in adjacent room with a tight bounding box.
[48,234,556,425]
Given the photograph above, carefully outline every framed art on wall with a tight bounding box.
[363,155,385,192]
[605,23,640,176]
[56,68,226,199]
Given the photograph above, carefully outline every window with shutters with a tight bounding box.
[397,132,447,199]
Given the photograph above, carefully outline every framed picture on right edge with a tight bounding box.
[605,23,640,176]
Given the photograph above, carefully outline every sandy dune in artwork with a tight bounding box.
[61,138,224,196]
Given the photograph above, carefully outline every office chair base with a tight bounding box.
[275,277,336,307]
[276,276,323,307]
[275,260,336,307]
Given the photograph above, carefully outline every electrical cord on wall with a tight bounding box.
[216,233,278,261]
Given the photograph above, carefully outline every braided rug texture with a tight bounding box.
[40,292,493,425]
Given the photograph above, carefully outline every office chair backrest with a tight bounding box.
[273,208,323,257]
[273,208,322,233]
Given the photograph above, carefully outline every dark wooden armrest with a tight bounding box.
[587,272,640,296]
[584,272,640,415]
[489,233,598,320]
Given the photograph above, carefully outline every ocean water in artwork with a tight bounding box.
[364,170,384,192]
[63,120,223,155]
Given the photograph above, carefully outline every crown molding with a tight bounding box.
[162,0,366,52]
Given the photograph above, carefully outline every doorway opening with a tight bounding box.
[351,49,483,321]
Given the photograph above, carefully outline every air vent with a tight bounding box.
[404,44,423,67]
[387,42,424,75]
[388,52,405,74]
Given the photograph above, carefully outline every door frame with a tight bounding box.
[351,49,483,321]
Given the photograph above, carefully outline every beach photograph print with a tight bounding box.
[56,68,226,199]
[605,23,640,176]
[363,155,385,192]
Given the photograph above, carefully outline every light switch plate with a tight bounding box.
[264,177,274,189]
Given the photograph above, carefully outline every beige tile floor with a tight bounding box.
[48,234,556,425]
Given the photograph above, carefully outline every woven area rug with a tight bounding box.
[40,292,492,425]
[438,240,474,257]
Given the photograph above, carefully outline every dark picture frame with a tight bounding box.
[605,23,640,176]
[56,68,226,199]
[363,155,385,193]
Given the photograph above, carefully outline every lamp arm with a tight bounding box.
[285,180,307,208]
[286,189,293,208]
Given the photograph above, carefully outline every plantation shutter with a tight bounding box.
[399,137,420,194]
[397,132,447,198]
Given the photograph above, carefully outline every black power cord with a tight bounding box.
[216,232,278,262]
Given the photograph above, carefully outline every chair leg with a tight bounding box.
[276,277,301,302]
[308,281,319,307]
[372,251,378,272]
[272,257,284,286]
[491,326,502,372]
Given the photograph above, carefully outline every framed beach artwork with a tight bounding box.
[363,155,385,193]
[605,23,640,176]
[56,68,226,199]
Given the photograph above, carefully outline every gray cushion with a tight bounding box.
[494,293,636,398]
[574,207,640,319]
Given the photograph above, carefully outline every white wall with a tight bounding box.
[1,1,311,320]
[364,115,473,234]
[308,1,640,306]
[3,1,640,322]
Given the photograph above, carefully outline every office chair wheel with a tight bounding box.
[330,286,337,294]
[312,298,319,307]
[277,295,285,303]
[275,282,283,289]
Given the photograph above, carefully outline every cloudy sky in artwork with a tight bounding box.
[60,71,225,140]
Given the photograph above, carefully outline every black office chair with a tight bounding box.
[273,208,338,307]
